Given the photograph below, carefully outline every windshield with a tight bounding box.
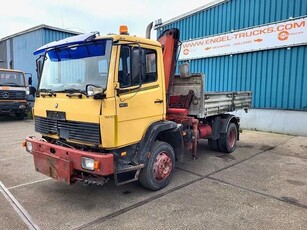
[39,39,112,92]
[0,70,25,87]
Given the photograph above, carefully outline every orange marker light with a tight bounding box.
[120,25,128,35]
[94,161,100,170]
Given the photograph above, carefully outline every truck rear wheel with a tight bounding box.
[139,141,175,191]
[218,122,238,153]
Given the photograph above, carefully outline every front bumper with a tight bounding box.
[24,137,114,184]
[0,101,28,114]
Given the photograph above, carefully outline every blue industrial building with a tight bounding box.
[0,25,80,88]
[156,0,307,135]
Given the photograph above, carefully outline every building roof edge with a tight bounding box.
[1,24,82,41]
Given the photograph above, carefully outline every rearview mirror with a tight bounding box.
[35,55,44,80]
[179,63,190,78]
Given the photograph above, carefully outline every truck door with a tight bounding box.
[115,45,164,147]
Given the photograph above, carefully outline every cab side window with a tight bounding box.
[118,46,157,88]
[118,46,131,88]
[143,49,157,84]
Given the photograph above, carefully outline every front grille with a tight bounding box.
[35,116,101,145]
[0,90,26,100]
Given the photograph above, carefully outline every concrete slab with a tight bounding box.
[0,119,35,139]
[238,130,294,151]
[0,119,37,160]
[0,154,48,188]
[211,151,307,206]
[82,179,307,230]
[272,136,307,159]
[0,192,28,230]
[9,169,200,230]
[0,142,32,163]
[0,119,47,188]
[177,139,261,177]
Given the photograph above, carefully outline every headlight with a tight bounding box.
[26,141,33,153]
[81,157,95,171]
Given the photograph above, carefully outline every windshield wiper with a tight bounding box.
[38,88,57,97]
[64,88,88,98]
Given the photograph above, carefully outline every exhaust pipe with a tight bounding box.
[145,22,153,39]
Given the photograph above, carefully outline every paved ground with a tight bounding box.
[0,116,306,230]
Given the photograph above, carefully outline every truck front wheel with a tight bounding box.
[15,112,26,120]
[139,141,175,191]
[218,122,238,153]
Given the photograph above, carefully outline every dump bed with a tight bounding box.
[171,74,252,118]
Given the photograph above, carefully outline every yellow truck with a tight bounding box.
[23,25,251,190]
[0,68,36,119]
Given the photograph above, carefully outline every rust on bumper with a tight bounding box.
[25,137,114,184]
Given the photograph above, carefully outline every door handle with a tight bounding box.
[154,99,164,104]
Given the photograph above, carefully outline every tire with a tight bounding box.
[218,122,238,153]
[208,138,219,151]
[15,112,26,120]
[139,141,175,191]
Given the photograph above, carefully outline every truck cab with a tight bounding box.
[0,68,35,119]
[33,30,166,149]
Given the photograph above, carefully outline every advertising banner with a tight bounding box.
[179,17,307,60]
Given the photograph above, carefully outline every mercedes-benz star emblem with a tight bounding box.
[54,103,58,108]
[2,92,9,98]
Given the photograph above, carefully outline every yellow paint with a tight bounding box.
[34,95,101,123]
[113,43,166,147]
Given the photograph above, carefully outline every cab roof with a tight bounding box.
[33,32,162,56]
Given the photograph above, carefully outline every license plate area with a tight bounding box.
[33,152,73,184]
[46,110,66,120]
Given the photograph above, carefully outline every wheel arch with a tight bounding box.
[136,120,184,164]
[156,128,184,164]
[220,114,240,140]
[210,114,240,141]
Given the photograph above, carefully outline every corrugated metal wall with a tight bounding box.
[13,30,43,87]
[12,28,78,88]
[0,41,7,68]
[159,0,307,110]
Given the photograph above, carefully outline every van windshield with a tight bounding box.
[39,39,112,92]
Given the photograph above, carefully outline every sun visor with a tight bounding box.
[33,32,99,56]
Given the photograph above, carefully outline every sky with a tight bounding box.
[0,0,215,40]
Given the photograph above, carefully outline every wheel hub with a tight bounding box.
[153,152,172,181]
[228,129,236,148]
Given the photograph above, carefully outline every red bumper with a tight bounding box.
[25,137,114,184]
